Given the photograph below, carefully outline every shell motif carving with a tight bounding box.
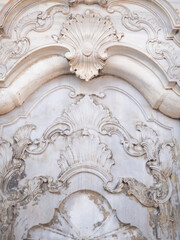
[27,191,146,240]
[52,10,122,81]
[58,135,114,182]
[57,95,118,133]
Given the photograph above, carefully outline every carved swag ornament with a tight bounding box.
[0,95,176,239]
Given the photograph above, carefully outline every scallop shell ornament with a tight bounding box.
[53,10,121,81]
[58,135,114,183]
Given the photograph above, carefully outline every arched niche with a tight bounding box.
[0,44,180,118]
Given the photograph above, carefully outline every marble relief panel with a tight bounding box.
[0,75,179,240]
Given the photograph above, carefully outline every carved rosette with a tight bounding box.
[52,10,121,81]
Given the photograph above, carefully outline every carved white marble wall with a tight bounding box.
[0,1,180,240]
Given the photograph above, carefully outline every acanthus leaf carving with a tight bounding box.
[0,93,177,240]
[106,2,180,86]
[0,124,64,240]
[105,177,157,207]
[0,139,13,177]
[13,124,36,159]
[105,122,174,205]
[136,121,158,161]
[104,121,175,239]
[0,3,70,80]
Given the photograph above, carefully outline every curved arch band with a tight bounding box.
[0,45,179,118]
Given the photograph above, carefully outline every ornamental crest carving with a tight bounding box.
[52,10,122,81]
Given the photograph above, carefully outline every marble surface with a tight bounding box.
[0,1,179,240]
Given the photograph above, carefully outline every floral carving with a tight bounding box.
[52,10,122,81]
